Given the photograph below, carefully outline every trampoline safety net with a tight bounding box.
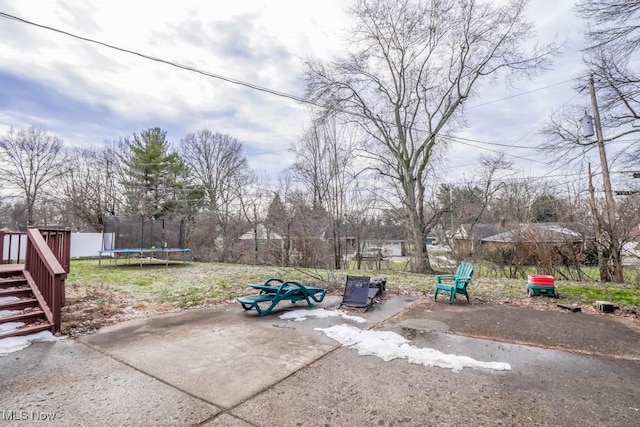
[102,216,186,250]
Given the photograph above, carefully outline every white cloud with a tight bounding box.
[0,0,615,181]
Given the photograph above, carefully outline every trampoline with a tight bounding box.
[98,216,191,267]
[98,248,191,267]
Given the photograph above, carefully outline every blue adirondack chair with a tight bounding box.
[434,262,474,304]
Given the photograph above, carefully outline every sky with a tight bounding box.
[0,0,624,189]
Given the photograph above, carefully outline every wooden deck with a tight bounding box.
[0,263,25,274]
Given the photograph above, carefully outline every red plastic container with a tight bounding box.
[527,275,555,286]
[527,275,557,297]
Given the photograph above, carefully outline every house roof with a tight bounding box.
[331,223,409,241]
[452,223,513,240]
[452,222,596,242]
[481,222,595,243]
[239,223,283,240]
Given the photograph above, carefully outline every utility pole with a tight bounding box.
[588,75,616,226]
[587,162,606,279]
[586,75,621,282]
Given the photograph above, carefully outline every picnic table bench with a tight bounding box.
[237,278,327,316]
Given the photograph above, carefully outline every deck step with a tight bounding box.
[0,287,33,298]
[0,264,25,277]
[0,309,45,324]
[0,322,53,339]
[0,278,27,289]
[0,298,39,311]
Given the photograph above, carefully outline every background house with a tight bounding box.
[622,224,640,265]
[451,223,513,257]
[238,223,284,264]
[365,223,408,257]
[451,222,596,266]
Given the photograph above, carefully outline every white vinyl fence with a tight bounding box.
[1,232,109,261]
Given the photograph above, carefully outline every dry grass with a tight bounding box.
[61,259,639,336]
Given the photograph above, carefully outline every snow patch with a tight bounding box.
[315,324,512,373]
[0,322,25,333]
[0,310,22,318]
[0,331,58,356]
[0,296,20,304]
[280,309,366,323]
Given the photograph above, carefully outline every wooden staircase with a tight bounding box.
[0,265,54,339]
[0,228,71,339]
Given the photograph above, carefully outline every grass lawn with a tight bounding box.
[62,258,640,336]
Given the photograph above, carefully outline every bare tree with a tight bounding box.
[489,180,537,223]
[178,129,250,212]
[54,146,116,231]
[0,127,66,225]
[291,119,332,209]
[444,154,513,232]
[304,0,554,273]
[291,115,359,268]
[540,1,640,282]
[0,199,27,230]
[237,181,275,264]
[576,0,640,60]
[575,0,640,163]
[348,189,383,270]
[178,129,253,256]
[266,191,293,266]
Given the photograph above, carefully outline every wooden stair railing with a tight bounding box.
[0,230,25,265]
[24,228,69,333]
[0,227,70,336]
[37,227,71,306]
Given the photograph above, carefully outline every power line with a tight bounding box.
[466,79,576,110]
[246,148,290,157]
[441,135,552,165]
[0,11,313,106]
[441,87,588,168]
[441,156,633,189]
[446,134,536,150]
[509,87,587,147]
[447,88,582,150]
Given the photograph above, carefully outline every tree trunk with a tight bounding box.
[26,196,35,226]
[355,236,362,270]
[598,246,608,282]
[332,219,341,269]
[408,208,433,274]
[610,240,624,283]
[282,222,291,267]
